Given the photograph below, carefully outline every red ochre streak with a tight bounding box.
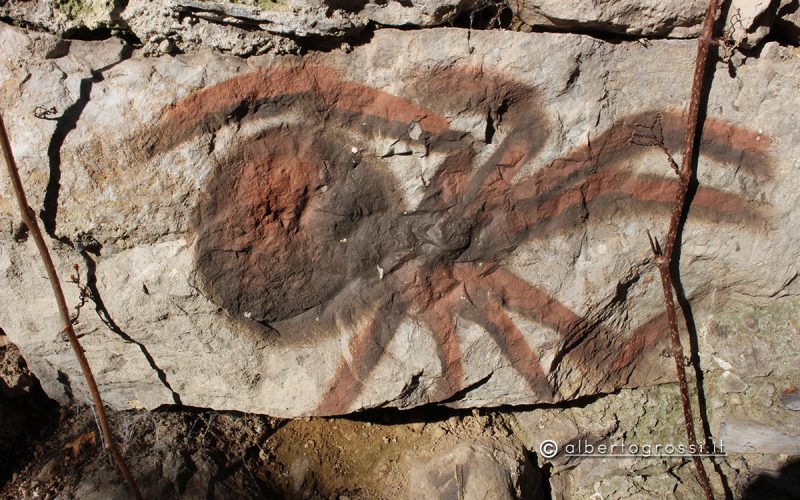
[152,65,449,153]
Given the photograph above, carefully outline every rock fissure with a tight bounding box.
[81,253,183,406]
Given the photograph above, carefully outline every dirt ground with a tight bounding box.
[0,335,539,499]
[0,338,60,488]
[3,333,797,499]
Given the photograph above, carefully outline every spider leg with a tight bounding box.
[474,266,581,332]
[418,303,465,400]
[417,148,475,211]
[612,309,671,375]
[316,296,405,415]
[512,110,771,201]
[455,264,554,400]
[470,166,766,255]
[149,66,450,155]
[522,166,755,219]
[464,130,542,202]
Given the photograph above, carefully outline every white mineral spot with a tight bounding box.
[340,238,347,243]
[720,370,748,393]
[409,122,423,140]
[244,312,252,319]
[351,146,358,153]
[377,265,385,280]
[713,355,733,371]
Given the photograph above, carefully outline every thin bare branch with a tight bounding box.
[0,113,143,499]
[649,1,722,498]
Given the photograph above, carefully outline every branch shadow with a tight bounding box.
[40,44,134,240]
[671,2,735,499]
[741,458,800,499]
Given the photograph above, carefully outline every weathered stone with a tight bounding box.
[2,0,796,60]
[347,0,480,27]
[724,0,785,50]
[778,387,800,410]
[0,341,37,398]
[1,19,799,419]
[511,385,727,498]
[168,0,367,38]
[720,420,800,454]
[36,458,61,483]
[512,0,793,47]
[121,0,302,57]
[775,0,800,44]
[512,0,707,37]
[720,370,748,393]
[408,439,540,499]
[0,0,115,34]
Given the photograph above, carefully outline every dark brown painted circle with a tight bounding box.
[194,127,399,324]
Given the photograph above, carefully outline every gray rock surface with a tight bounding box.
[513,0,796,47]
[513,0,708,37]
[333,0,482,27]
[168,0,367,38]
[777,0,800,43]
[0,338,37,397]
[720,370,748,393]
[720,420,800,454]
[408,439,539,499]
[512,385,717,498]
[2,0,798,60]
[1,20,799,418]
[779,388,800,410]
[508,291,800,497]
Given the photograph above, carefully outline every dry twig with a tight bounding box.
[0,113,142,499]
[646,1,722,498]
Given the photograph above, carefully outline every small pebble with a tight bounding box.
[431,427,446,440]
[779,387,800,411]
[37,458,61,482]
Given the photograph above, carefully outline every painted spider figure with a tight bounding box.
[149,65,770,415]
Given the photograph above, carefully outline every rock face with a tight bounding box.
[0,334,37,398]
[1,0,800,424]
[513,0,798,43]
[513,0,708,37]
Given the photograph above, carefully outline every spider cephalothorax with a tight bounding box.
[147,64,772,414]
